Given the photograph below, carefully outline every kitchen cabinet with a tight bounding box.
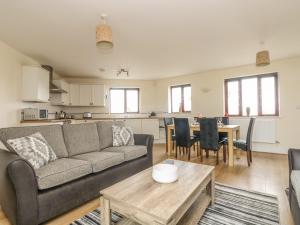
[79,85,92,106]
[124,119,159,139]
[22,66,49,102]
[141,119,160,139]
[124,119,142,134]
[92,85,105,106]
[69,84,80,106]
[79,84,105,106]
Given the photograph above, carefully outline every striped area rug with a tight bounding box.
[70,183,280,225]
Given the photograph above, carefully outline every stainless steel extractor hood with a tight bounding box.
[41,65,68,94]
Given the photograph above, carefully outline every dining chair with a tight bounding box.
[163,117,175,153]
[233,117,256,166]
[174,118,198,160]
[199,118,226,165]
[216,117,229,160]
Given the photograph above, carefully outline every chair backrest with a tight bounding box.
[246,117,256,151]
[163,117,173,141]
[174,118,191,147]
[199,118,220,150]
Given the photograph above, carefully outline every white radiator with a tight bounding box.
[229,118,277,144]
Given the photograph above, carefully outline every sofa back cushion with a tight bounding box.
[96,120,125,150]
[0,125,68,158]
[63,123,100,156]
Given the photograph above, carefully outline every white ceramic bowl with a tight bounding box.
[152,163,178,184]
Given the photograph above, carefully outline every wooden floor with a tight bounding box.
[0,144,294,225]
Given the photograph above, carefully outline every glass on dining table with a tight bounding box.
[217,117,223,127]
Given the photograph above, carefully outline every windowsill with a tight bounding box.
[169,112,192,114]
[228,115,280,119]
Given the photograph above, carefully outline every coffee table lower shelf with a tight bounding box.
[103,191,211,225]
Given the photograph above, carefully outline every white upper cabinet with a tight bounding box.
[92,85,105,106]
[79,84,105,106]
[68,84,105,107]
[22,66,49,102]
[69,84,80,106]
[79,85,92,106]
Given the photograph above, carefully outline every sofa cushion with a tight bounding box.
[103,145,147,161]
[96,121,125,150]
[72,151,125,173]
[7,132,57,169]
[0,125,68,158]
[35,158,92,190]
[112,125,135,147]
[63,123,100,156]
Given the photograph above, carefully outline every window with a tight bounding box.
[225,73,279,116]
[170,84,191,113]
[110,88,139,113]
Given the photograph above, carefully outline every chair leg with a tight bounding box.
[175,145,178,158]
[216,151,219,165]
[247,151,251,167]
[188,147,191,161]
[250,150,252,162]
[223,145,227,163]
[200,148,203,162]
[206,150,209,158]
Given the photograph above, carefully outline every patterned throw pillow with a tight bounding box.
[7,132,57,169]
[112,125,135,147]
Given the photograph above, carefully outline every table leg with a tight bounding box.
[100,196,111,225]
[228,130,234,167]
[235,128,241,159]
[210,171,215,206]
[167,127,172,156]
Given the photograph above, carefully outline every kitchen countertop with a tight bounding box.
[20,117,164,123]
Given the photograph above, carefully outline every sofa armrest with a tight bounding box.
[288,149,300,207]
[0,150,39,225]
[134,134,154,165]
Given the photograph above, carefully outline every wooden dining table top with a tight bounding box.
[167,124,240,132]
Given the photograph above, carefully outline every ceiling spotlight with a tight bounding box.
[98,67,105,72]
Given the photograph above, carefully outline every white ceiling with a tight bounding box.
[0,0,300,80]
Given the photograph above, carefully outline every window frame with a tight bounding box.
[170,84,192,113]
[224,73,279,117]
[109,88,140,114]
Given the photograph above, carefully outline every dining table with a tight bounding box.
[167,124,240,167]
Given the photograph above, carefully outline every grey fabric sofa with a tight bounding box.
[0,121,153,225]
[289,148,300,225]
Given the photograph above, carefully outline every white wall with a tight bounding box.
[153,57,300,153]
[0,40,61,128]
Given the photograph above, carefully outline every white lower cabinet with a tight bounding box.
[124,119,159,140]
[141,119,159,139]
[124,119,142,134]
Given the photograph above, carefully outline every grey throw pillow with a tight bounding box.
[112,125,135,147]
[7,132,57,169]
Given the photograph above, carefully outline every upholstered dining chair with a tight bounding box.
[174,118,198,160]
[199,118,226,165]
[233,117,256,166]
[163,117,175,153]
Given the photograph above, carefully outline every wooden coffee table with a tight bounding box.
[100,160,215,225]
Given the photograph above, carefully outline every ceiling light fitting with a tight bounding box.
[256,42,270,66]
[96,14,113,49]
[117,68,129,77]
